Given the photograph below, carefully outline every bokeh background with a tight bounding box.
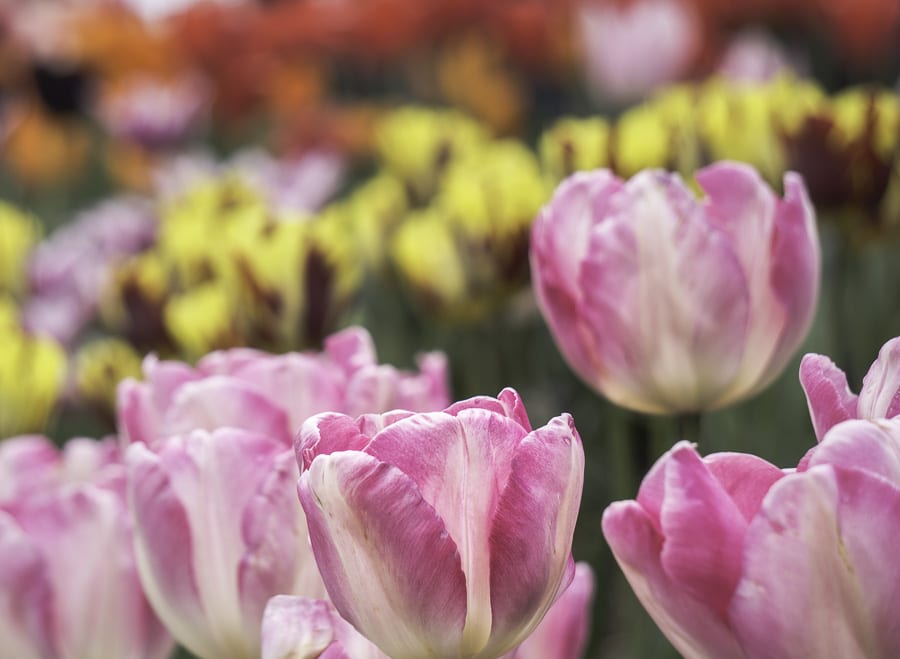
[1,0,899,656]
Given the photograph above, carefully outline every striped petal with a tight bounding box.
[298,452,468,659]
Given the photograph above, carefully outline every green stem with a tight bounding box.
[676,411,703,446]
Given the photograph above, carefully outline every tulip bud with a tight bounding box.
[531,161,820,414]
[296,388,584,659]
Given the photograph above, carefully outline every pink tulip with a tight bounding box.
[578,0,700,103]
[0,436,171,659]
[800,336,900,441]
[127,428,325,659]
[717,29,801,85]
[261,596,387,659]
[504,562,594,659]
[296,388,584,659]
[118,325,449,447]
[97,74,208,149]
[531,161,820,414]
[602,418,900,658]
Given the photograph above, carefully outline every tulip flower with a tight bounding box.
[800,336,900,441]
[603,418,900,658]
[717,29,798,85]
[531,161,820,414]
[296,388,584,659]
[0,435,171,659]
[504,562,594,659]
[127,428,324,659]
[117,325,449,447]
[578,0,700,104]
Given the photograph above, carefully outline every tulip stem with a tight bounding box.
[676,412,703,446]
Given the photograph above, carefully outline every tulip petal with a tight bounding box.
[484,414,584,656]
[127,443,209,658]
[530,171,625,387]
[117,379,160,446]
[829,467,900,658]
[696,162,786,398]
[703,452,785,521]
[260,596,335,659]
[807,418,900,484]
[444,388,532,432]
[799,353,859,442]
[366,408,528,653]
[507,562,594,659]
[296,413,372,472]
[0,511,55,659]
[143,355,201,410]
[324,326,378,375]
[344,365,404,417]
[165,377,293,445]
[0,435,60,503]
[298,452,468,658]
[731,466,900,658]
[261,596,387,659]
[17,489,169,659]
[579,170,750,413]
[235,354,345,437]
[354,410,417,437]
[405,351,450,411]
[858,337,900,421]
[764,172,820,378]
[656,444,748,619]
[602,501,747,659]
[130,430,285,659]
[197,347,268,376]
[239,451,321,648]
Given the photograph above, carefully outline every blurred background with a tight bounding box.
[1,0,899,656]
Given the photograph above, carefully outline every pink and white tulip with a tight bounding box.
[0,436,171,659]
[296,388,584,659]
[531,161,820,414]
[800,336,900,441]
[602,418,900,658]
[127,428,324,659]
[118,325,449,448]
[504,562,594,659]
